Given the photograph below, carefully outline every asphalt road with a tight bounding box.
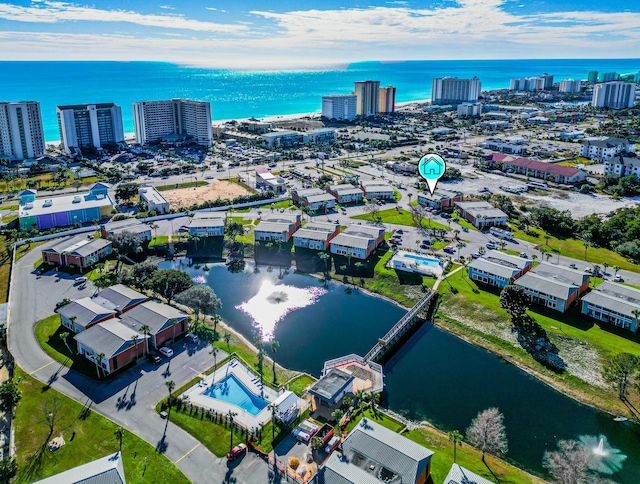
[7,239,276,483]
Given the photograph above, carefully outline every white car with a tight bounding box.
[159,347,174,357]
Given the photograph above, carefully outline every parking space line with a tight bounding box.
[175,443,200,464]
[29,361,53,375]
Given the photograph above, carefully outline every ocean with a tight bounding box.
[1,58,639,142]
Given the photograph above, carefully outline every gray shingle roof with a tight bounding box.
[118,301,187,335]
[331,234,372,250]
[74,320,141,358]
[444,464,495,484]
[58,298,116,329]
[255,221,291,234]
[484,250,530,270]
[530,262,588,286]
[308,368,353,401]
[97,284,148,312]
[581,281,640,318]
[470,259,520,279]
[34,452,125,484]
[515,272,578,300]
[71,238,112,257]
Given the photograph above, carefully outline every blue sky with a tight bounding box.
[0,0,638,67]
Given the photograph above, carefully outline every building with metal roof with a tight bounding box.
[455,201,507,228]
[189,211,226,237]
[330,225,385,260]
[581,281,640,332]
[293,222,340,251]
[34,452,126,484]
[118,300,188,349]
[359,180,394,200]
[326,184,364,204]
[100,219,152,241]
[138,186,169,214]
[312,418,434,484]
[95,284,149,314]
[468,250,532,288]
[308,368,354,408]
[58,298,117,333]
[42,237,113,270]
[443,464,494,484]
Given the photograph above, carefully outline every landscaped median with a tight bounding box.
[13,368,189,484]
[436,269,640,415]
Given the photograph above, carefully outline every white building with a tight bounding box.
[261,130,304,148]
[306,128,336,145]
[321,95,357,121]
[485,136,525,154]
[509,74,553,91]
[559,79,582,93]
[457,102,482,117]
[133,99,212,146]
[580,137,635,162]
[378,86,396,113]
[188,212,226,237]
[326,184,364,204]
[354,80,380,116]
[591,82,635,109]
[431,77,481,105]
[56,103,124,155]
[359,180,394,200]
[0,101,46,161]
[603,155,640,177]
[582,281,640,333]
[292,222,340,251]
[138,186,169,214]
[330,225,385,260]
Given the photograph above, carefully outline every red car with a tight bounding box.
[226,443,247,461]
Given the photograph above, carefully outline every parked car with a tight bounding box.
[227,443,247,461]
[395,229,404,234]
[159,347,174,358]
[420,244,429,250]
[74,276,88,285]
[185,333,199,343]
[486,242,497,250]
[443,246,456,254]
[614,275,624,282]
[146,352,161,364]
[471,252,481,259]
[422,239,431,245]
[569,263,577,269]
[519,252,528,258]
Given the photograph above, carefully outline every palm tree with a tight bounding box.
[613,266,621,278]
[544,233,551,247]
[365,392,380,409]
[95,352,106,379]
[132,334,139,362]
[223,332,231,352]
[319,251,331,277]
[227,410,238,452]
[165,380,176,405]
[453,229,460,240]
[456,242,464,260]
[140,324,151,355]
[59,331,72,355]
[531,254,538,263]
[270,340,280,384]
[210,344,218,369]
[593,264,601,276]
[631,309,640,328]
[171,318,180,344]
[114,427,125,454]
[448,430,463,464]
[602,261,609,279]
[267,403,278,443]
[150,223,159,239]
[583,241,590,260]
[331,409,344,429]
[498,240,507,251]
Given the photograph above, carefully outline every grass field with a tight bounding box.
[155,181,208,191]
[285,373,317,397]
[508,225,639,273]
[352,208,451,232]
[13,368,189,484]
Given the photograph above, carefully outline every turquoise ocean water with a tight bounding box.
[1,59,639,142]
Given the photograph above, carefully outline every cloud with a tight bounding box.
[159,5,174,10]
[0,1,247,33]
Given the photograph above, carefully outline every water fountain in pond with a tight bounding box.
[579,434,627,475]
[236,280,327,340]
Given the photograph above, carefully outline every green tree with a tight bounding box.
[225,222,245,240]
[223,332,231,352]
[131,334,139,362]
[150,269,194,304]
[175,285,222,323]
[499,284,530,322]
[126,261,159,290]
[331,409,344,429]
[227,410,238,452]
[0,457,18,483]
[109,230,143,272]
[448,430,463,464]
[603,352,639,399]
[270,340,280,384]
[95,352,106,379]
[114,427,125,453]
[166,380,176,410]
[140,324,151,355]
[115,182,140,202]
[0,379,21,416]
[59,331,72,355]
[210,344,218,369]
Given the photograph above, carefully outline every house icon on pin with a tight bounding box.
[419,155,445,176]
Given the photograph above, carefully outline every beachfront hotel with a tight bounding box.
[354,80,380,116]
[559,79,582,93]
[431,76,481,105]
[378,85,396,113]
[591,81,636,110]
[321,95,357,121]
[0,101,46,161]
[132,99,213,147]
[56,103,125,156]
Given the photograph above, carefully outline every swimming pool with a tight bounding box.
[402,253,441,268]
[202,374,268,416]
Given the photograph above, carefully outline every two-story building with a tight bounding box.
[255,167,286,193]
[360,180,395,200]
[292,222,340,251]
[100,218,153,242]
[188,211,226,237]
[292,188,336,212]
[581,281,640,333]
[329,224,385,260]
[42,237,113,270]
[417,189,464,209]
[455,201,507,228]
[138,186,170,214]
[468,250,532,288]
[326,184,364,204]
[515,263,590,313]
[254,213,302,243]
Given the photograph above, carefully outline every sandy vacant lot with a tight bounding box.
[162,180,251,210]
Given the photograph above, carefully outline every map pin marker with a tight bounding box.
[418,154,446,196]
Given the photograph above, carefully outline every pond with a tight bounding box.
[161,260,640,480]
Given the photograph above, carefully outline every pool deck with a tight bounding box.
[390,250,444,277]
[181,358,281,430]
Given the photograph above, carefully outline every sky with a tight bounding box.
[0,0,639,68]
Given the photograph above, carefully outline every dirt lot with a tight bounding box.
[162,180,251,209]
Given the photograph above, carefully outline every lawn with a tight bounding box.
[404,428,544,484]
[508,225,640,273]
[0,235,11,303]
[285,373,317,397]
[352,209,450,232]
[343,408,405,434]
[13,368,189,484]
[148,235,170,248]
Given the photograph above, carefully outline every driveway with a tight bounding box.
[8,237,274,483]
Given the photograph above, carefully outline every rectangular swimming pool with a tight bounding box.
[402,253,441,268]
[202,373,268,416]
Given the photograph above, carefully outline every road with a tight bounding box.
[7,240,274,483]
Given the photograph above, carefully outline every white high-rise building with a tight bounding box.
[322,95,357,121]
[559,79,582,93]
[133,99,212,146]
[354,81,380,117]
[591,82,636,109]
[379,86,396,113]
[57,103,124,155]
[431,77,481,105]
[509,74,553,91]
[0,101,46,161]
